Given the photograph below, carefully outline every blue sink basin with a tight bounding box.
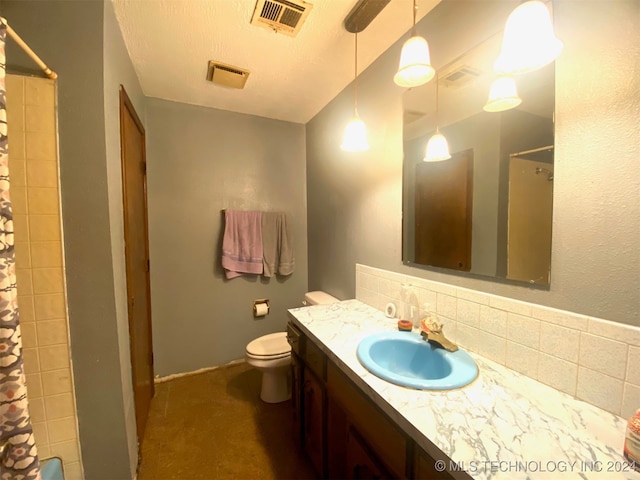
[356,331,478,390]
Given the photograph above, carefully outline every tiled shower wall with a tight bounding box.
[6,74,83,479]
[356,264,640,419]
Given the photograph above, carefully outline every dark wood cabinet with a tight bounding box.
[288,321,461,480]
[346,426,393,480]
[303,368,324,476]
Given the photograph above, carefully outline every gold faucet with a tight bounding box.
[420,316,458,352]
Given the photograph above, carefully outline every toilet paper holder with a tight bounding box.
[253,299,270,317]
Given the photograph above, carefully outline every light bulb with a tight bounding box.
[424,129,451,162]
[483,75,522,112]
[494,1,563,75]
[394,36,435,87]
[341,116,370,152]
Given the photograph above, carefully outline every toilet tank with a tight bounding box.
[304,291,339,306]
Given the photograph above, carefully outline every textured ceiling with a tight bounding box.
[111,0,440,124]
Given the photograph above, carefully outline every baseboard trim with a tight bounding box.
[154,358,246,384]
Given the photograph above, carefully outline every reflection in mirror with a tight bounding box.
[402,1,555,287]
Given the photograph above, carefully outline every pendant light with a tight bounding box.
[424,77,451,162]
[341,31,370,152]
[394,0,434,88]
[483,75,522,112]
[494,0,563,75]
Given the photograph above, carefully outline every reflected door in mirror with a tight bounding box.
[507,155,553,284]
[415,149,474,271]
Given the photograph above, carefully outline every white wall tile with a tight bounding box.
[456,287,489,305]
[365,273,380,292]
[457,299,480,328]
[489,296,532,316]
[538,353,578,396]
[577,367,623,415]
[579,332,628,380]
[417,288,437,312]
[507,313,540,349]
[506,342,539,378]
[455,324,480,353]
[627,346,640,385]
[479,305,507,337]
[476,330,506,365]
[424,280,457,297]
[361,264,640,418]
[531,305,589,331]
[621,383,640,419]
[588,317,640,347]
[436,293,457,319]
[539,322,580,363]
[378,277,401,303]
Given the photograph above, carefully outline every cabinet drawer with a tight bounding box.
[304,336,325,380]
[327,362,407,478]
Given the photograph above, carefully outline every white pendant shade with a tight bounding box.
[494,0,563,75]
[394,35,435,87]
[424,129,451,162]
[483,75,522,112]
[341,116,370,152]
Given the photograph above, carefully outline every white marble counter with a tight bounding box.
[288,299,640,480]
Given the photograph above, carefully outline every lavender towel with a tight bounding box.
[262,212,295,277]
[222,210,263,279]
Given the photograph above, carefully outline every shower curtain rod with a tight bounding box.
[5,21,57,80]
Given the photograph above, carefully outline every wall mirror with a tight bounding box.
[402,0,555,287]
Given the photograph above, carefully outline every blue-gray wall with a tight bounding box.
[145,98,308,376]
[103,0,146,475]
[2,0,143,476]
[306,1,640,327]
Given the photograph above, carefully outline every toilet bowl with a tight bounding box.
[245,332,292,403]
[245,291,339,403]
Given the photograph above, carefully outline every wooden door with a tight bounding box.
[120,86,154,445]
[414,149,474,271]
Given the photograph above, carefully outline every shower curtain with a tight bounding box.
[0,19,41,480]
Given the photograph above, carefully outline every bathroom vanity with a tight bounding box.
[287,300,637,480]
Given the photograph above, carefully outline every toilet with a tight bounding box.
[245,291,339,403]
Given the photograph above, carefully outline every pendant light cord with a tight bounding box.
[435,74,440,131]
[354,31,359,116]
[411,0,417,36]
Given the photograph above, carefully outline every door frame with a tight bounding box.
[119,85,155,444]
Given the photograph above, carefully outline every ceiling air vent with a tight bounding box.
[206,61,250,89]
[250,0,313,36]
[440,65,482,89]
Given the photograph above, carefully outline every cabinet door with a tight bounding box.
[327,396,348,479]
[346,425,393,480]
[291,353,303,446]
[414,446,455,480]
[303,369,324,476]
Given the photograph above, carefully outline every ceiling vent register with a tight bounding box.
[250,0,313,36]
[206,61,251,89]
[440,65,482,88]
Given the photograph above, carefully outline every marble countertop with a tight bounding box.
[288,299,640,480]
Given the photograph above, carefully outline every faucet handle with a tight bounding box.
[420,315,443,333]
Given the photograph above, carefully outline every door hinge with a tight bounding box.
[146,259,150,272]
[142,162,147,175]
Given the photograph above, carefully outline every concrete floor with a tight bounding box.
[138,361,316,479]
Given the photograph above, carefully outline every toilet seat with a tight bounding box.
[246,332,291,359]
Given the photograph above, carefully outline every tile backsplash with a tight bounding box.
[355,264,640,419]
